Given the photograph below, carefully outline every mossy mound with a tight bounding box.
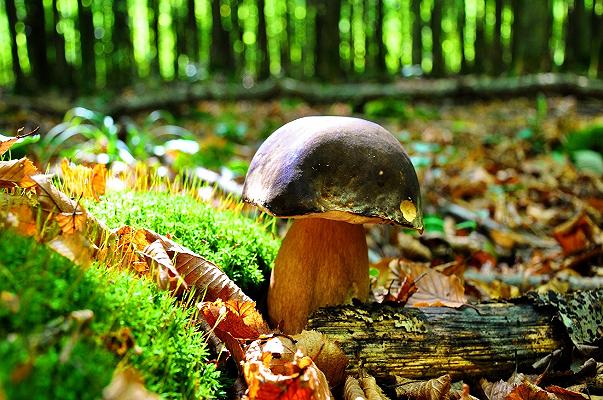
[0,231,223,399]
[86,191,280,296]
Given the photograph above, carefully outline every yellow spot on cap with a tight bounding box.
[400,200,416,222]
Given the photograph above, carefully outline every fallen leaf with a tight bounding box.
[0,158,38,188]
[55,210,87,234]
[480,379,513,400]
[104,328,136,357]
[358,370,391,400]
[394,374,451,400]
[390,260,466,308]
[47,233,96,267]
[31,174,78,213]
[553,212,599,255]
[102,368,160,400]
[545,385,588,400]
[141,239,186,292]
[293,330,348,388]
[7,204,37,237]
[91,163,107,200]
[0,127,39,156]
[344,375,367,400]
[505,381,548,400]
[243,336,331,400]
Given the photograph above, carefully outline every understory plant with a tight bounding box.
[0,231,223,399]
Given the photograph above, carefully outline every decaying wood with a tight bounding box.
[307,301,568,381]
[4,73,603,116]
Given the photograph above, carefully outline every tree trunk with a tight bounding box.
[110,1,133,88]
[473,0,486,74]
[229,0,244,76]
[511,0,549,73]
[307,301,566,380]
[77,0,96,92]
[431,0,444,76]
[280,0,291,77]
[4,0,25,91]
[24,0,49,89]
[564,0,591,73]
[375,0,387,77]
[256,0,270,80]
[314,0,343,81]
[491,0,504,75]
[458,0,468,74]
[411,0,422,67]
[210,0,235,76]
[51,0,72,90]
[187,0,199,64]
[149,0,161,77]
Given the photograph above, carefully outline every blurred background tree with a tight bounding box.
[0,0,601,93]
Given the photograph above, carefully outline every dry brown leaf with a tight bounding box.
[391,261,466,308]
[545,385,588,400]
[7,204,37,237]
[55,210,87,234]
[91,163,107,200]
[60,159,107,201]
[104,328,136,357]
[243,336,331,400]
[395,374,451,400]
[293,330,348,388]
[480,379,514,400]
[31,174,78,213]
[141,239,186,292]
[143,229,252,303]
[47,234,96,267]
[0,158,38,188]
[505,381,548,400]
[344,375,367,400]
[0,127,38,156]
[359,371,391,400]
[102,368,160,400]
[553,212,599,255]
[113,226,150,269]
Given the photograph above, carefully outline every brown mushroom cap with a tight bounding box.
[242,116,423,230]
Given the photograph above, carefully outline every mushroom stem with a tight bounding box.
[268,218,369,334]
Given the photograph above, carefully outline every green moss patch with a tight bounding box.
[0,231,223,399]
[86,191,280,295]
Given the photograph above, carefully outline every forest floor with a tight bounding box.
[1,95,602,399]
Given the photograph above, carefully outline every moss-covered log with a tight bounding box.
[307,301,567,381]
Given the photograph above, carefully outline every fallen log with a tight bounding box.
[306,300,570,381]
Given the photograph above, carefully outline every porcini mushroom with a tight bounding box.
[242,116,423,334]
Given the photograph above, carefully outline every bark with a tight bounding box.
[306,301,567,380]
[314,0,343,81]
[431,0,444,77]
[187,0,199,63]
[411,0,422,67]
[375,0,387,76]
[24,0,49,88]
[77,0,96,92]
[4,0,24,91]
[210,0,235,75]
[256,0,270,80]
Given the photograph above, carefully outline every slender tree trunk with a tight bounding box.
[257,0,270,80]
[24,0,49,89]
[210,0,235,76]
[187,0,199,64]
[314,0,343,81]
[280,0,291,77]
[491,0,503,75]
[173,3,185,77]
[473,1,486,74]
[458,0,468,74]
[411,0,422,67]
[51,0,72,90]
[375,0,387,77]
[78,0,96,92]
[363,0,374,74]
[564,0,591,72]
[4,0,25,91]
[430,0,444,76]
[229,0,244,76]
[149,0,161,77]
[512,0,549,73]
[110,1,133,88]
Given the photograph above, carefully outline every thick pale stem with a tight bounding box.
[268,218,369,334]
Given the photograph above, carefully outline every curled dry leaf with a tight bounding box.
[390,260,466,308]
[199,299,270,365]
[48,233,96,267]
[358,371,391,400]
[292,330,348,388]
[544,385,588,400]
[344,375,366,400]
[243,336,332,400]
[30,174,78,213]
[553,212,600,255]
[505,381,549,400]
[6,204,37,237]
[55,210,87,234]
[0,127,39,156]
[141,239,186,292]
[0,158,38,188]
[102,368,160,400]
[394,374,451,400]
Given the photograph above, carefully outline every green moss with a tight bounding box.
[0,231,223,399]
[86,191,280,295]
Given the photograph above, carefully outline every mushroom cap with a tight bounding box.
[242,116,423,230]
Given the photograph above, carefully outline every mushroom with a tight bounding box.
[242,116,423,334]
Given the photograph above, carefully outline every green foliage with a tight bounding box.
[0,231,223,399]
[86,191,280,296]
[562,124,603,175]
[363,99,409,120]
